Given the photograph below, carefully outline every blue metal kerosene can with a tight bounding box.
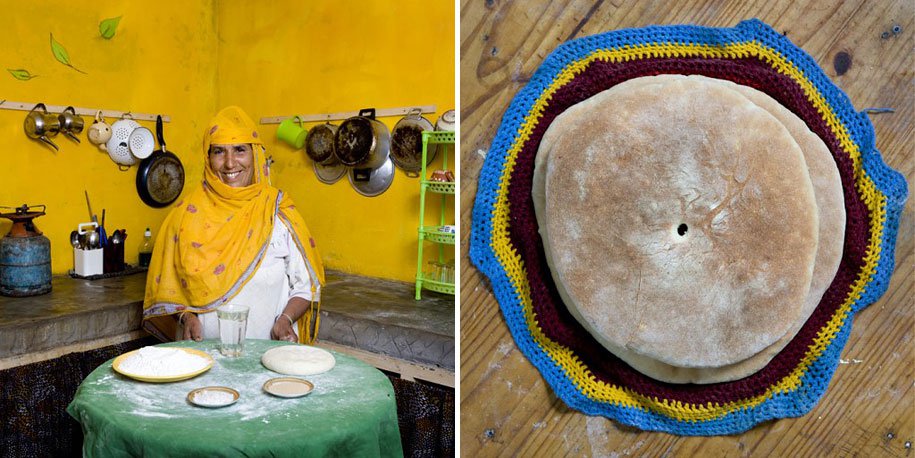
[0,204,51,297]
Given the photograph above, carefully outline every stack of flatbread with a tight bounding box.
[532,74,845,384]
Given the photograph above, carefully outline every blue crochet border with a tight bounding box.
[469,19,908,435]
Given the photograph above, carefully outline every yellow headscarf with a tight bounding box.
[142,106,325,344]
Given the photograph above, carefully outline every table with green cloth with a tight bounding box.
[67,339,403,457]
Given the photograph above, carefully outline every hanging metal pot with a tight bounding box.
[307,122,347,184]
[23,103,61,151]
[390,108,434,177]
[334,108,389,169]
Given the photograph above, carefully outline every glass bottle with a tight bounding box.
[139,228,153,267]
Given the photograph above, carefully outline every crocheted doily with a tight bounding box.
[469,19,908,435]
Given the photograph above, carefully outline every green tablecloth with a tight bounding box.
[67,339,403,457]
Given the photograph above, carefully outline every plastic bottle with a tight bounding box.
[139,228,153,267]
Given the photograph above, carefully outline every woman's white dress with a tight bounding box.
[179,216,315,340]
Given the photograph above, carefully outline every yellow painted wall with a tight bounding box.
[0,0,455,283]
[0,0,218,275]
[215,0,456,281]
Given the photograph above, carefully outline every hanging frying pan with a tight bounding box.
[136,115,185,208]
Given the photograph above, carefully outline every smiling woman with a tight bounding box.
[141,106,326,345]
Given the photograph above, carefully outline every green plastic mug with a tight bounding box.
[276,116,307,149]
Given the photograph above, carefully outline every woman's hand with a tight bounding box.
[274,298,308,342]
[271,315,297,342]
[182,313,203,341]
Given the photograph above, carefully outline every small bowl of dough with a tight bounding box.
[263,377,314,398]
[187,386,239,408]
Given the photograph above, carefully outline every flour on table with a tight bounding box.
[95,343,380,423]
[119,346,210,377]
[193,390,235,406]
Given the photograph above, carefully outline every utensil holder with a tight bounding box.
[103,243,125,273]
[74,248,104,276]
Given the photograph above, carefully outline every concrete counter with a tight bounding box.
[0,274,146,363]
[0,271,455,383]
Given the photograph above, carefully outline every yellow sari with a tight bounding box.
[142,106,325,344]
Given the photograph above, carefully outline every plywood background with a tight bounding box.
[459,0,914,456]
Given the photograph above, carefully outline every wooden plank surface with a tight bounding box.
[459,0,914,456]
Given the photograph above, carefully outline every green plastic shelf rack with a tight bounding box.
[415,131,456,299]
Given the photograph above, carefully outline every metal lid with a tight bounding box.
[348,156,395,197]
[313,159,347,184]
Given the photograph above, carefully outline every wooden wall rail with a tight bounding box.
[0,100,169,122]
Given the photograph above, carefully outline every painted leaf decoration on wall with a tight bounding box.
[50,34,71,64]
[50,33,87,74]
[7,69,38,80]
[99,16,122,39]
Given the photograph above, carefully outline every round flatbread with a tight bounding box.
[535,74,845,383]
[536,75,845,382]
[533,75,819,369]
[261,345,336,376]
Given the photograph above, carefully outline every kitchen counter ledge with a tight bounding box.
[0,271,455,382]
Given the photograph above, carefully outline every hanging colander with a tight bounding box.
[128,126,155,160]
[107,114,141,171]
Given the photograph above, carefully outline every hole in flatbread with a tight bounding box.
[677,224,688,236]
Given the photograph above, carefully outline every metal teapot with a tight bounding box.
[24,103,61,151]
[58,106,85,143]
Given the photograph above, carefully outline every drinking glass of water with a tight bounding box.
[217,304,249,357]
